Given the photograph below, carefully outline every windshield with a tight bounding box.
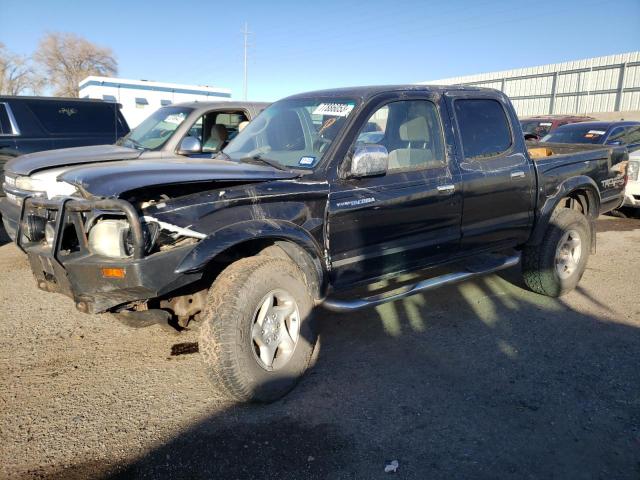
[542,126,609,144]
[520,120,553,138]
[223,97,358,169]
[120,106,194,150]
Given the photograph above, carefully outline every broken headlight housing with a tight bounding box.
[88,219,159,258]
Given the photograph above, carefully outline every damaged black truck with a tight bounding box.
[9,86,628,402]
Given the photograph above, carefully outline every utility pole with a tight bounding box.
[242,23,251,100]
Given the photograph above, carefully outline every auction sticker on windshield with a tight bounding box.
[313,103,355,117]
[165,113,187,124]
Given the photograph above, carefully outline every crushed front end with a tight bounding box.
[17,196,204,314]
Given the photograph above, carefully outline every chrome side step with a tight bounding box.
[322,254,520,312]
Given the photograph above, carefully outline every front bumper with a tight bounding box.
[18,196,202,313]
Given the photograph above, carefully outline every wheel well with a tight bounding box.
[204,238,324,300]
[555,189,597,219]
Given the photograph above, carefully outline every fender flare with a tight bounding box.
[528,175,601,247]
[174,219,327,296]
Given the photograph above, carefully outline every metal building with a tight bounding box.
[422,52,640,117]
[79,76,232,127]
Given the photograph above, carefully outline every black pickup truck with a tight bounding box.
[12,85,627,402]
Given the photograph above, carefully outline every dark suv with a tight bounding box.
[0,96,129,188]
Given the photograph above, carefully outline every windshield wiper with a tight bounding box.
[238,154,289,171]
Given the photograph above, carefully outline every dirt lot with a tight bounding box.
[1,216,639,479]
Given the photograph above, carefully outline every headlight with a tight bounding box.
[88,219,158,258]
[4,175,16,187]
[88,219,131,258]
[15,175,46,192]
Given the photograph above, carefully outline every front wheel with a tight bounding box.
[199,255,317,402]
[522,208,591,297]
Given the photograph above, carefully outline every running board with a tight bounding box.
[322,254,520,312]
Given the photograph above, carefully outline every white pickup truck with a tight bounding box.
[622,150,640,212]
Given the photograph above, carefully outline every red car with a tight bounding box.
[520,115,595,140]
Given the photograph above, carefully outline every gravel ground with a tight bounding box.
[1,216,639,479]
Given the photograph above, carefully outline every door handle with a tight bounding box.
[510,170,526,179]
[437,184,455,194]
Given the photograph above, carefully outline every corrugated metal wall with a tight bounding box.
[422,52,640,117]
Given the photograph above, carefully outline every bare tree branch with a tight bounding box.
[0,42,42,95]
[33,33,118,97]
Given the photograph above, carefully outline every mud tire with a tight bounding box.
[522,208,591,297]
[199,256,317,403]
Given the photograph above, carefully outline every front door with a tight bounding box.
[327,97,462,287]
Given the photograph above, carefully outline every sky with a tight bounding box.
[1,0,639,101]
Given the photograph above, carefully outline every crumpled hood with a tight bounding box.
[59,156,299,197]
[5,144,143,176]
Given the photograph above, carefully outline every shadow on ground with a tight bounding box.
[39,264,640,480]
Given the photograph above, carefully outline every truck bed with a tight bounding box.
[528,142,628,215]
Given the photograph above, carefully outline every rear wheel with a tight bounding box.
[199,255,317,402]
[522,208,591,297]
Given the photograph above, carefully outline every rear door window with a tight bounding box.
[26,101,118,135]
[0,104,13,135]
[454,99,512,159]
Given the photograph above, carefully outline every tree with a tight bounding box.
[34,32,117,97]
[0,43,42,95]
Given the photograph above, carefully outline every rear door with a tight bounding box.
[328,94,463,287]
[26,100,121,149]
[446,93,535,251]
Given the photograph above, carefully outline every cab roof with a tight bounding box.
[283,84,496,101]
[554,120,640,131]
[169,100,270,112]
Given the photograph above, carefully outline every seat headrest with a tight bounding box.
[399,117,429,142]
[210,124,228,142]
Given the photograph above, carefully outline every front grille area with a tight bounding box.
[628,161,639,181]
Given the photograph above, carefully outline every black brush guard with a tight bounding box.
[16,196,145,261]
[16,196,201,314]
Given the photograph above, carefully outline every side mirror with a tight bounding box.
[349,144,388,178]
[606,140,623,146]
[178,136,202,155]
